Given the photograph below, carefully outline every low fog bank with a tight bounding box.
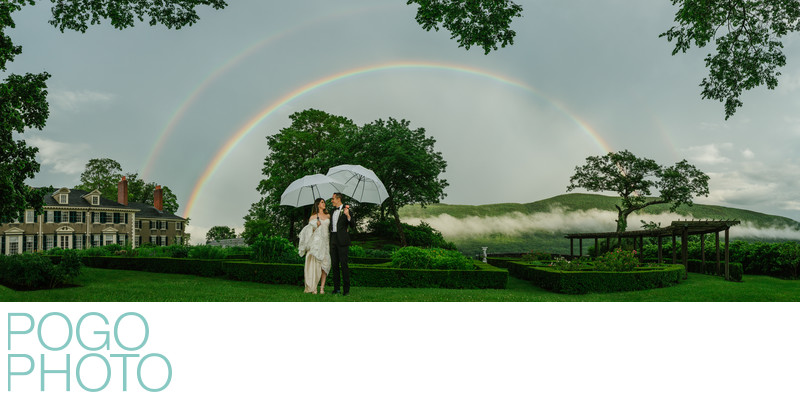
[404,207,800,241]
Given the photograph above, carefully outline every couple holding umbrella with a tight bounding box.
[281,165,389,296]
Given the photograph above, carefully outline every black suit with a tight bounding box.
[329,205,355,294]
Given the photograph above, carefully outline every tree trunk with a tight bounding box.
[615,207,632,233]
[388,200,407,247]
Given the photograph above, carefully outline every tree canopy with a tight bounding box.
[661,0,800,119]
[206,225,236,243]
[74,158,180,214]
[406,0,523,54]
[567,150,710,233]
[352,118,448,246]
[247,109,448,247]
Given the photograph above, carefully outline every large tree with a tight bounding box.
[661,0,800,119]
[0,0,224,222]
[126,172,180,215]
[74,160,180,214]
[206,225,235,243]
[75,158,122,200]
[406,0,523,54]
[567,150,710,233]
[352,118,448,246]
[248,109,358,242]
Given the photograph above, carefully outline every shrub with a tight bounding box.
[57,249,83,281]
[391,247,475,270]
[521,251,551,262]
[364,248,392,258]
[729,262,743,282]
[103,243,123,253]
[166,244,190,258]
[596,249,640,272]
[392,246,431,269]
[349,245,367,258]
[81,246,111,257]
[188,245,228,260]
[547,256,584,271]
[0,253,80,290]
[368,219,456,249]
[250,235,302,264]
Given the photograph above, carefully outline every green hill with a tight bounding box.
[398,193,800,255]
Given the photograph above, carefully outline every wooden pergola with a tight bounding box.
[564,220,741,279]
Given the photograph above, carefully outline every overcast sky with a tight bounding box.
[8,1,800,243]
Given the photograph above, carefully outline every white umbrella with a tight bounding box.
[280,174,345,207]
[326,164,389,204]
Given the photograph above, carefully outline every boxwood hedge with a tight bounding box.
[505,261,685,294]
[60,257,507,289]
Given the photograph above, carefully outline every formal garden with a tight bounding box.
[2,226,800,301]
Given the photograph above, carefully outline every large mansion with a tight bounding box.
[0,177,186,255]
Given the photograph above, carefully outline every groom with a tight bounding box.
[329,192,355,295]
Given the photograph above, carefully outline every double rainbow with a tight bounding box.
[179,61,613,218]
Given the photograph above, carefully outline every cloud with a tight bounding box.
[404,208,800,241]
[741,148,755,159]
[684,143,732,165]
[49,90,115,112]
[27,137,90,175]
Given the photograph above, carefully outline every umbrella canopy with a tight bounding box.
[280,174,346,207]
[326,164,389,205]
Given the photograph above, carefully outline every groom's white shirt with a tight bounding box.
[332,206,341,232]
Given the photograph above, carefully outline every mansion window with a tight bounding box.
[7,237,19,255]
[25,236,33,253]
[136,220,142,229]
[176,221,183,230]
[93,234,101,247]
[25,210,34,223]
[92,196,99,205]
[59,235,69,249]
[45,235,54,250]
[75,235,83,250]
[59,194,68,204]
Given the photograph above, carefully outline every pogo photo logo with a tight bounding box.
[7,312,172,393]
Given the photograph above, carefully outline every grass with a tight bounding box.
[1,267,799,301]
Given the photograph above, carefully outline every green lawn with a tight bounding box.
[1,267,799,301]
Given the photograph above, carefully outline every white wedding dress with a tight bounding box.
[298,218,331,293]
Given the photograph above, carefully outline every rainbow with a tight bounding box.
[180,61,613,218]
[139,3,398,179]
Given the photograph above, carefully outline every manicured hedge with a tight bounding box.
[69,257,507,289]
[506,261,685,294]
[349,257,391,265]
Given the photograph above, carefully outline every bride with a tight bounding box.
[298,198,331,294]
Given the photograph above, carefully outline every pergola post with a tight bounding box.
[606,237,610,255]
[672,234,677,264]
[725,228,730,280]
[570,238,574,257]
[700,233,706,274]
[681,226,688,278]
[594,237,598,258]
[638,235,644,261]
[657,236,663,264]
[714,231,722,276]
[579,238,583,257]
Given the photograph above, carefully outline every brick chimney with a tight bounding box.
[154,185,163,211]
[117,176,128,205]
